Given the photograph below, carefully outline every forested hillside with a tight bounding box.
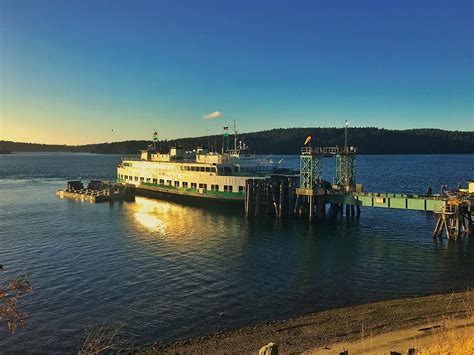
[1,127,473,154]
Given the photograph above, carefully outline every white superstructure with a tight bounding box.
[117,144,281,202]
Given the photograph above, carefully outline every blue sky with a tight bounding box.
[0,0,472,144]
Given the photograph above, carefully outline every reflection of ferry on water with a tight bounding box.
[117,129,295,203]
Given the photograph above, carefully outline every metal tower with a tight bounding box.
[334,149,356,188]
[300,147,322,189]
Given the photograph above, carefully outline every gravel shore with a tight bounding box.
[144,290,473,354]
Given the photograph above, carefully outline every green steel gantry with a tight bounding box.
[334,148,357,189]
[299,147,322,189]
[295,124,473,239]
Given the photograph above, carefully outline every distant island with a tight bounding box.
[1,127,473,155]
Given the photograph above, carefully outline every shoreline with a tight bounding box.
[144,290,473,354]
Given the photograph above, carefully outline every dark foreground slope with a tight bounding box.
[2,127,473,154]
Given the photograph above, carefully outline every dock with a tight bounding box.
[245,144,473,240]
[56,180,134,203]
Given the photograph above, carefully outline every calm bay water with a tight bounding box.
[0,153,473,353]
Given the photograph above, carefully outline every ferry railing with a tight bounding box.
[121,156,141,161]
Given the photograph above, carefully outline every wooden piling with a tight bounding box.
[279,182,284,218]
[287,179,293,217]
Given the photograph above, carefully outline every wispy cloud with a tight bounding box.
[202,111,223,120]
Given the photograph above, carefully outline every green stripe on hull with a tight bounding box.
[127,182,244,202]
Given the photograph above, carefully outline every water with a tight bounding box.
[0,153,473,353]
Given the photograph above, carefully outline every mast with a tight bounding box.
[153,129,158,151]
[344,120,348,148]
[233,120,237,150]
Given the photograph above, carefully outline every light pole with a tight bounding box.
[344,120,348,148]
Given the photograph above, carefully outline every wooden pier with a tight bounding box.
[56,180,134,203]
[244,176,298,218]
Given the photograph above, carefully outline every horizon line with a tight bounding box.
[1,126,473,146]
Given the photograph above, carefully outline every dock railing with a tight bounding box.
[301,146,358,155]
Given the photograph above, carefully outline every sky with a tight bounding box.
[0,0,472,144]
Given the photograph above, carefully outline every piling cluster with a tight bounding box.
[433,194,473,239]
[245,177,297,218]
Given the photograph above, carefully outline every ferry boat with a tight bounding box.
[117,135,291,203]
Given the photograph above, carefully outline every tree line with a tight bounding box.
[1,127,473,154]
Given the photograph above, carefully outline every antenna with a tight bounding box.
[233,120,238,150]
[344,120,348,148]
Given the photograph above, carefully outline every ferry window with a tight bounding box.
[224,185,233,192]
[228,185,233,192]
[146,178,151,182]
[239,186,244,193]
[205,167,211,172]
[211,184,219,191]
[134,176,138,181]
[140,177,144,182]
[182,182,188,188]
[198,183,207,190]
[200,167,205,172]
[159,179,164,185]
[191,182,197,189]
[191,166,196,171]
[174,181,180,188]
[167,180,172,186]
[153,178,157,184]
[212,167,217,173]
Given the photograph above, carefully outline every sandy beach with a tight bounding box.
[145,290,473,354]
